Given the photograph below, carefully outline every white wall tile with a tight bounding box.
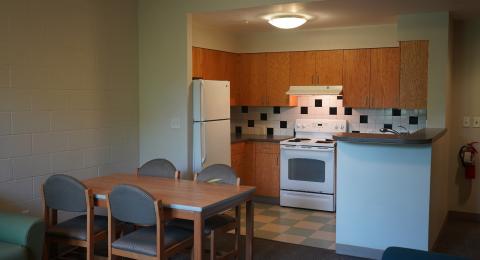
[84,147,110,167]
[51,150,84,173]
[0,178,33,204]
[0,89,31,112]
[12,111,50,134]
[0,65,10,88]
[0,159,12,182]
[32,132,69,154]
[0,135,32,159]
[0,113,11,135]
[12,154,51,179]
[31,90,68,111]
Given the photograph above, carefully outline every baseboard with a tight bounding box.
[448,210,480,222]
[253,196,279,205]
[336,243,384,259]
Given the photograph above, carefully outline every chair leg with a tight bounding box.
[235,206,241,259]
[210,230,216,260]
[86,243,94,260]
[43,240,49,260]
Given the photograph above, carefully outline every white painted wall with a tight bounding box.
[0,0,139,216]
[336,142,432,254]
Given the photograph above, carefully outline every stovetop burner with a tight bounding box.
[315,139,334,143]
[288,138,311,143]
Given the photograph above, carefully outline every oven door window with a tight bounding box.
[288,158,325,182]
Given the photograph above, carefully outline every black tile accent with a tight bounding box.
[329,107,337,115]
[409,116,419,125]
[235,126,242,134]
[248,120,254,127]
[315,99,322,107]
[392,108,401,116]
[337,95,343,100]
[280,121,287,128]
[344,107,352,115]
[241,106,248,113]
[360,115,368,124]
[260,113,268,121]
[301,107,308,114]
[267,128,274,136]
[273,106,281,114]
[352,130,360,133]
[383,124,393,129]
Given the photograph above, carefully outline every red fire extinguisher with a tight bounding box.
[459,142,478,179]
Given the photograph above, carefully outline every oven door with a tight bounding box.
[280,145,335,194]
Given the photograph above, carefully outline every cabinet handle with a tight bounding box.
[365,96,369,107]
[311,75,314,84]
[317,75,320,84]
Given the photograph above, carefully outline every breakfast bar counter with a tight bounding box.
[333,128,446,144]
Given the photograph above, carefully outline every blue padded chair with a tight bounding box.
[107,184,193,259]
[137,158,180,179]
[173,164,241,260]
[42,174,108,260]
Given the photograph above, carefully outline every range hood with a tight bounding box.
[286,85,343,95]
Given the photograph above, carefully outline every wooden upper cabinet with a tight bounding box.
[203,49,228,80]
[315,50,344,85]
[226,52,239,105]
[370,47,400,108]
[235,53,251,106]
[289,51,316,86]
[266,52,296,107]
[400,41,429,109]
[343,49,371,108]
[246,53,267,106]
[192,47,204,78]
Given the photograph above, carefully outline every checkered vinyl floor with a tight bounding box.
[227,202,336,250]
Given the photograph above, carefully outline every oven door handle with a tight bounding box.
[281,146,335,152]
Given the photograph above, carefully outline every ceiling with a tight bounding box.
[192,0,480,32]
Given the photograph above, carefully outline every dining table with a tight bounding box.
[82,173,256,260]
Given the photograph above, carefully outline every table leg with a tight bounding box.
[246,200,254,260]
[194,213,204,260]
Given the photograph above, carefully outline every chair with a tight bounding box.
[42,174,108,260]
[137,158,180,179]
[107,184,193,259]
[173,164,241,260]
[0,211,45,260]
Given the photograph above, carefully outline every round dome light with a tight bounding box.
[268,15,308,29]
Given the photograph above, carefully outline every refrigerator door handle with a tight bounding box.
[201,122,207,166]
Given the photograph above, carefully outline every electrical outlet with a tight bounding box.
[473,117,480,128]
[463,116,471,127]
[170,118,180,129]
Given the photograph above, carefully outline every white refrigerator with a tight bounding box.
[192,79,231,173]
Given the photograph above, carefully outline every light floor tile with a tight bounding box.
[310,230,336,241]
[285,227,316,237]
[293,220,325,230]
[255,229,279,240]
[271,218,298,226]
[301,238,334,249]
[273,233,306,244]
[282,212,308,220]
[254,215,277,223]
[320,224,336,232]
[259,223,290,233]
[304,215,331,223]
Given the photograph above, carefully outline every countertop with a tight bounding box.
[231,134,293,144]
[333,128,447,145]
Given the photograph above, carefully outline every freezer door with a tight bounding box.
[192,120,231,173]
[193,80,230,121]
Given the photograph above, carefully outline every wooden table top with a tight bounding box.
[82,174,256,212]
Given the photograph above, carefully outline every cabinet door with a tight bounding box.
[343,49,371,108]
[254,143,280,198]
[192,47,204,78]
[289,51,316,86]
[315,50,344,85]
[231,142,255,186]
[235,53,250,106]
[266,52,296,106]
[246,53,267,106]
[370,47,400,108]
[227,53,240,106]
[400,41,428,109]
[203,49,227,80]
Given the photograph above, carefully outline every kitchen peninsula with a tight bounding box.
[333,128,447,259]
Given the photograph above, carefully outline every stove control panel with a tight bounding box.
[294,119,347,133]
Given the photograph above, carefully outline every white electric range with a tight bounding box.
[280,118,347,212]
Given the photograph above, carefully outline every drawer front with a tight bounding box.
[255,142,279,154]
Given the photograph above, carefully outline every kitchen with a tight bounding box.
[189,2,449,259]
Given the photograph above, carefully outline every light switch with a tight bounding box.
[473,117,480,128]
[463,116,471,127]
[170,118,180,129]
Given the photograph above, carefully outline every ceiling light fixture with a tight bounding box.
[268,14,308,29]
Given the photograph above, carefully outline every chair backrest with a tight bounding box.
[138,158,177,178]
[196,164,238,185]
[109,184,157,226]
[43,174,87,212]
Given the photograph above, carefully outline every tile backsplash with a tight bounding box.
[231,95,427,136]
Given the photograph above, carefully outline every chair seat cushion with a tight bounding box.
[170,214,236,235]
[112,225,192,256]
[47,215,108,241]
[0,241,28,260]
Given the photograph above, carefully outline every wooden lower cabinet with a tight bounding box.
[230,141,280,198]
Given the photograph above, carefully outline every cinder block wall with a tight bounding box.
[0,0,139,216]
